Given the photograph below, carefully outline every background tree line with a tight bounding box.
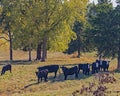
[0,0,120,69]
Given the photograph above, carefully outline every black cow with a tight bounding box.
[78,64,83,72]
[96,60,102,71]
[101,60,110,72]
[82,63,90,75]
[36,69,48,83]
[78,64,90,75]
[37,65,59,78]
[96,59,110,72]
[61,66,78,80]
[92,61,99,74]
[1,64,12,75]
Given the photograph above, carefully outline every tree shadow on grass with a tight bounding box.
[23,82,38,89]
[0,60,37,66]
[22,72,92,89]
[49,71,93,83]
[114,69,120,73]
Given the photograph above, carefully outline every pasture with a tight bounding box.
[0,50,120,96]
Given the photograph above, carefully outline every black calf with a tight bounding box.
[61,66,78,80]
[1,64,12,75]
[37,65,59,78]
[36,69,48,83]
[78,64,90,75]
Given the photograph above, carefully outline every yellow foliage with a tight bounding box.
[0,39,9,51]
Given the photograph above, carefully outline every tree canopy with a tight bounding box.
[86,0,120,69]
[0,0,88,61]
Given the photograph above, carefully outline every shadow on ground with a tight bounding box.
[23,71,92,89]
[0,60,37,65]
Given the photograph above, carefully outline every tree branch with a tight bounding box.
[0,36,9,41]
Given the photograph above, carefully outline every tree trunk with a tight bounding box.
[28,43,32,61]
[117,47,120,69]
[77,46,80,58]
[45,48,47,59]
[77,33,81,58]
[36,42,42,60]
[98,54,102,60]
[8,30,13,62]
[41,36,47,62]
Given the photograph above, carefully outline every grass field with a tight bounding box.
[0,50,120,96]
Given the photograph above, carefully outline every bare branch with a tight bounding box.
[0,36,9,41]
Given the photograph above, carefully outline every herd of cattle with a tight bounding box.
[0,59,110,83]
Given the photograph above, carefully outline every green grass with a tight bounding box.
[0,51,120,96]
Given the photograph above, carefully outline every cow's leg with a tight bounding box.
[10,68,12,73]
[44,75,48,82]
[38,78,40,83]
[78,69,80,73]
[54,71,57,78]
[87,69,89,75]
[64,75,67,80]
[103,68,106,72]
[41,77,42,82]
[107,67,109,72]
[96,68,98,73]
[92,69,94,74]
[83,69,85,74]
[75,73,78,78]
[44,76,47,82]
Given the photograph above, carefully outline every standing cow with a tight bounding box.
[78,64,90,75]
[78,64,83,72]
[96,59,110,72]
[92,61,99,74]
[1,64,12,75]
[37,65,59,78]
[82,63,90,75]
[101,60,110,72]
[61,66,78,80]
[36,69,48,83]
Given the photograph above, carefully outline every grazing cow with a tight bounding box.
[37,65,59,78]
[92,61,99,74]
[36,69,48,83]
[1,64,12,75]
[78,64,90,75]
[61,66,78,80]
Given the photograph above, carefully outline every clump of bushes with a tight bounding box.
[72,72,116,96]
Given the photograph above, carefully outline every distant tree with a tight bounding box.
[65,22,84,58]
[86,0,120,69]
[48,0,88,58]
[88,0,113,54]
[109,2,120,69]
[11,0,39,61]
[33,0,88,61]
